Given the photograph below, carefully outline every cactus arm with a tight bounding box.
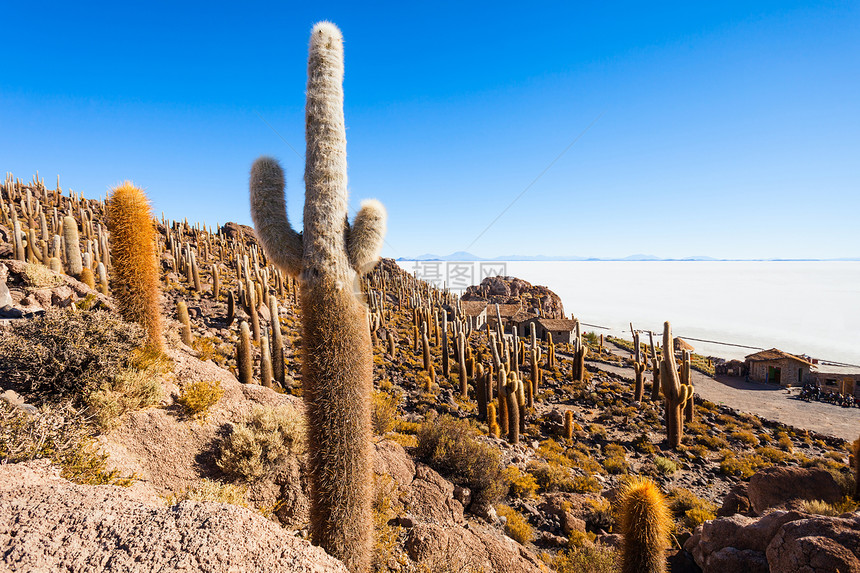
[249,156,303,277]
[347,199,387,274]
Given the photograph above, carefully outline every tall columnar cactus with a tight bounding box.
[236,320,253,385]
[659,322,693,448]
[269,294,285,386]
[106,183,163,351]
[853,436,860,501]
[649,331,662,401]
[63,215,83,278]
[249,22,386,573]
[619,477,672,573]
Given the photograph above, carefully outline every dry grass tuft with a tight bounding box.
[216,404,305,481]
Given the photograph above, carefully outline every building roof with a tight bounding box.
[490,303,522,318]
[673,337,695,352]
[511,310,538,323]
[460,301,488,317]
[536,318,577,332]
[745,348,812,366]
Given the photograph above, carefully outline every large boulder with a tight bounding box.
[766,514,860,573]
[748,467,842,515]
[685,511,805,572]
[0,460,347,573]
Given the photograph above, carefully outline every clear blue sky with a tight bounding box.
[2,1,858,259]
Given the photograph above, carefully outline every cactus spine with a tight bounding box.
[106,183,163,350]
[249,22,386,573]
[619,477,672,573]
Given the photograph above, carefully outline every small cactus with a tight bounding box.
[505,374,519,445]
[619,477,672,573]
[269,295,285,386]
[260,332,274,388]
[226,290,236,326]
[80,267,96,289]
[177,300,193,346]
[564,411,574,440]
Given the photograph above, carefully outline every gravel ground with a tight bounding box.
[591,344,860,442]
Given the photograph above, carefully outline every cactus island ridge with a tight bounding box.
[250,22,386,573]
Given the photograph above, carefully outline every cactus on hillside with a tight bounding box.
[106,183,163,350]
[63,216,83,279]
[236,320,253,385]
[853,437,860,501]
[177,300,193,346]
[659,322,693,448]
[248,22,386,573]
[619,477,672,573]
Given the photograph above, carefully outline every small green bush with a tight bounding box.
[416,413,505,505]
[551,543,619,573]
[496,504,533,544]
[654,455,678,475]
[502,465,539,499]
[177,380,223,419]
[372,390,399,435]
[87,368,161,429]
[216,404,305,481]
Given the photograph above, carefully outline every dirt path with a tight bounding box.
[588,344,859,442]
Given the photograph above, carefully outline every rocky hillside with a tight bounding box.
[461,275,565,318]
[2,172,860,573]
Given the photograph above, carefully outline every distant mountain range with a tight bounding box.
[397,252,860,262]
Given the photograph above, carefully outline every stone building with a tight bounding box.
[744,348,812,387]
[521,317,578,344]
[460,301,488,330]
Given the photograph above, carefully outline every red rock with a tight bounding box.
[766,514,860,573]
[748,467,842,515]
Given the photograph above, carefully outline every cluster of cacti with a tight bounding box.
[659,321,695,448]
[619,477,672,573]
[249,22,386,573]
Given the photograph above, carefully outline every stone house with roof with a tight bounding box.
[744,348,813,387]
[460,301,488,330]
[520,317,578,344]
[486,303,523,333]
